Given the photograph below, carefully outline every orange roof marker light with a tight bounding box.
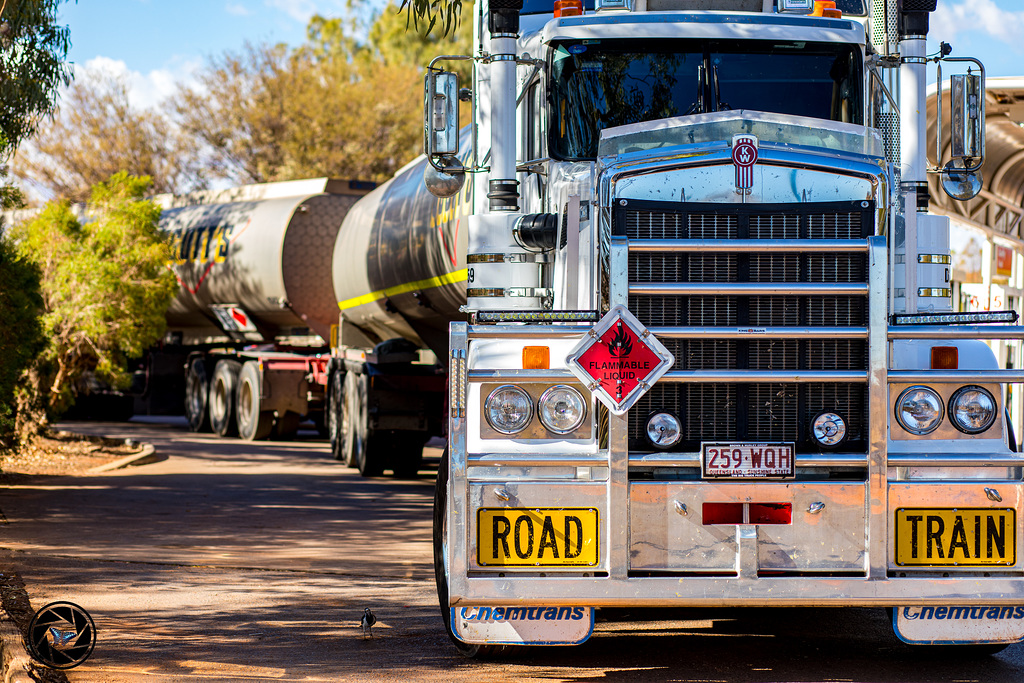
[555,0,584,17]
[811,0,842,17]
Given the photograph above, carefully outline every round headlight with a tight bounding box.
[646,412,682,449]
[948,385,997,434]
[895,386,944,435]
[485,385,533,434]
[538,385,586,434]
[811,411,847,448]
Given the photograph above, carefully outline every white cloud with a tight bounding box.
[932,0,1024,53]
[74,56,202,111]
[226,2,251,16]
[264,0,321,23]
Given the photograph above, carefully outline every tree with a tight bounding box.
[0,223,44,451]
[398,0,464,37]
[10,173,178,430]
[175,4,472,186]
[0,0,72,157]
[14,69,210,203]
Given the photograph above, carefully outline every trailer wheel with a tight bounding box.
[236,361,273,441]
[351,374,385,477]
[184,357,212,433]
[328,369,345,461]
[341,371,366,468]
[209,360,242,437]
[433,449,520,658]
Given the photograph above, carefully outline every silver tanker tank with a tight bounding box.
[333,156,469,357]
[159,178,372,344]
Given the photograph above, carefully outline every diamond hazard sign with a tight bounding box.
[566,305,674,415]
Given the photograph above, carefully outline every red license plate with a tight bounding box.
[702,443,795,479]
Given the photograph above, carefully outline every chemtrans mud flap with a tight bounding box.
[894,606,1024,644]
[452,606,594,645]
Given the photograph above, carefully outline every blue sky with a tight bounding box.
[55,0,1024,108]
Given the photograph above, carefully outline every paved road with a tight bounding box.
[3,417,1024,682]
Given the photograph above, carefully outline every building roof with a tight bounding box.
[927,76,1024,242]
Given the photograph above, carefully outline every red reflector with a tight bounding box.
[703,503,743,525]
[931,346,959,369]
[703,502,792,525]
[749,503,792,525]
[554,0,583,17]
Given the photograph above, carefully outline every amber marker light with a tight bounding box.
[811,0,841,17]
[931,346,959,370]
[554,0,583,17]
[523,346,550,369]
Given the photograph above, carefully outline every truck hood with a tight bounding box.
[595,111,885,206]
[598,110,882,161]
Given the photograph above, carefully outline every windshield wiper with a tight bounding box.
[712,65,731,112]
[685,63,705,115]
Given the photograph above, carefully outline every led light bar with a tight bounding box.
[891,310,1019,326]
[474,310,600,324]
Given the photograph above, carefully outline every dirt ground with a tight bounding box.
[1,431,143,683]
[0,431,142,479]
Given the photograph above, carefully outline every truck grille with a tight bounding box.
[620,200,872,453]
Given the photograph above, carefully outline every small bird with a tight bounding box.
[360,608,376,639]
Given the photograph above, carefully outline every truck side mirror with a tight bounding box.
[425,69,460,158]
[423,69,465,198]
[950,72,983,165]
[940,71,984,201]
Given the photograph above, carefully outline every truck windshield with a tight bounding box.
[550,39,863,160]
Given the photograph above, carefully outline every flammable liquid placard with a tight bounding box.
[566,305,674,415]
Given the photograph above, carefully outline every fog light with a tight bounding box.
[895,386,943,435]
[646,412,681,449]
[538,385,586,434]
[948,385,996,434]
[485,385,533,434]
[811,411,847,448]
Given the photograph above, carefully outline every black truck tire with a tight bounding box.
[184,357,212,433]
[209,360,242,437]
[341,371,366,468]
[352,374,385,477]
[236,361,273,441]
[328,368,345,461]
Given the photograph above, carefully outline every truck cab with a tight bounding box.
[429,0,1024,655]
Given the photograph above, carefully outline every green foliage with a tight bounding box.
[176,3,473,185]
[398,0,464,37]
[367,1,473,82]
[0,0,73,158]
[0,229,44,450]
[11,173,178,415]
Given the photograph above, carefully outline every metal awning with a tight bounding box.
[927,76,1024,242]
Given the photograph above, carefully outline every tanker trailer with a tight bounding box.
[325,153,470,476]
[153,178,373,440]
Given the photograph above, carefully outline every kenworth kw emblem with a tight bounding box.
[732,134,759,193]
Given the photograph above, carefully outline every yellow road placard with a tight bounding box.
[478,508,598,567]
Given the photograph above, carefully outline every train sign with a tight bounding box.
[566,305,674,415]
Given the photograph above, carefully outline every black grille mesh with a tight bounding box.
[623,202,871,453]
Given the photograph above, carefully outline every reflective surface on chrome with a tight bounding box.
[949,385,997,434]
[484,385,533,434]
[895,386,944,435]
